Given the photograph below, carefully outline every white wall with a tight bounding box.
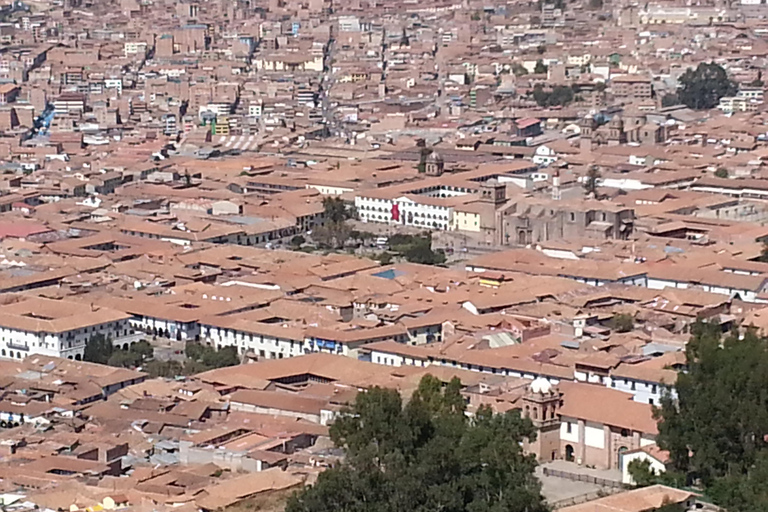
[584,422,605,449]
[371,350,405,367]
[202,325,305,359]
[560,419,580,443]
[610,376,674,405]
[600,177,652,190]
[0,318,132,361]
[355,196,453,231]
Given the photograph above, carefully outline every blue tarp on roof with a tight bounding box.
[372,269,406,280]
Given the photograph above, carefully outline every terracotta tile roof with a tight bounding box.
[229,389,331,415]
[194,468,303,510]
[0,296,131,334]
[557,485,693,512]
[558,381,658,434]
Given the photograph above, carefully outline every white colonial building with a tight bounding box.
[355,193,457,230]
[200,317,307,359]
[0,297,133,361]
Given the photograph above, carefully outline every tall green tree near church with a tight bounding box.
[287,375,547,512]
[654,321,768,512]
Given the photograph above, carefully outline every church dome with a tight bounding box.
[426,150,444,164]
[530,377,552,395]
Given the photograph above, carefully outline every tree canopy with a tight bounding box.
[83,334,114,365]
[655,321,768,511]
[286,375,547,512]
[676,62,737,110]
[314,197,357,249]
[532,84,574,107]
[322,197,355,225]
[145,360,184,378]
[387,233,446,266]
[610,313,634,333]
[661,94,679,108]
[83,334,239,377]
[85,336,157,369]
[583,166,601,198]
[185,343,240,371]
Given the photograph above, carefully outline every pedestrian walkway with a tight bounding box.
[219,135,259,151]
[536,461,624,506]
[542,460,623,482]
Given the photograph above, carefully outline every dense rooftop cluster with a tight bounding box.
[0,0,766,509]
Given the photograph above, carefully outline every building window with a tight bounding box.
[566,422,572,434]
[620,428,630,437]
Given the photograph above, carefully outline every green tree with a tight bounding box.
[83,333,114,365]
[404,241,446,265]
[661,93,680,108]
[583,166,601,197]
[532,84,573,107]
[511,62,528,76]
[100,340,154,369]
[108,349,141,368]
[627,459,659,487]
[377,251,394,265]
[534,59,548,74]
[183,359,210,375]
[322,197,355,225]
[184,343,239,373]
[707,450,768,512]
[145,360,184,378]
[656,322,768,489]
[203,346,240,368]
[185,342,205,361]
[389,233,446,266]
[286,375,547,512]
[714,167,728,179]
[129,340,154,361]
[677,62,737,110]
[316,197,356,249]
[610,313,634,333]
[291,235,306,249]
